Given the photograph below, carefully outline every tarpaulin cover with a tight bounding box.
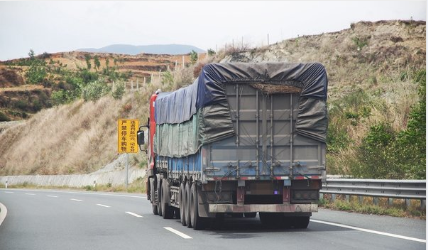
[155,79,198,124]
[154,62,328,157]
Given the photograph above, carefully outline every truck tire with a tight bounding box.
[157,178,163,216]
[162,181,174,219]
[179,183,186,226]
[185,182,192,228]
[259,213,284,228]
[190,183,205,230]
[291,216,310,229]
[149,179,158,215]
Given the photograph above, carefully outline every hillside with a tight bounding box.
[216,20,426,178]
[0,20,425,178]
[77,44,205,55]
[0,51,197,121]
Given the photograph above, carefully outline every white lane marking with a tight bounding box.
[4,191,13,194]
[311,219,426,243]
[47,195,58,198]
[63,191,145,199]
[0,202,7,226]
[25,193,36,196]
[70,199,83,202]
[0,189,145,199]
[126,212,143,218]
[164,227,192,239]
[96,204,111,208]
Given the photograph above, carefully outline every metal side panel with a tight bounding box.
[206,84,325,179]
[160,152,203,180]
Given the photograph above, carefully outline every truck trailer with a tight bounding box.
[138,62,328,230]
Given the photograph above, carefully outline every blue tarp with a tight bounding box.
[155,79,198,124]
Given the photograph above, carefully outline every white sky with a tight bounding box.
[0,1,426,61]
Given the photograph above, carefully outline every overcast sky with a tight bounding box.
[0,1,426,61]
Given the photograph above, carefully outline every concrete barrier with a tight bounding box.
[0,154,146,188]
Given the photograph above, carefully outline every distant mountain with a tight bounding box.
[77,44,205,55]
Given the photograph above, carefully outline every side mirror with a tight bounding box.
[137,125,149,152]
[137,130,145,146]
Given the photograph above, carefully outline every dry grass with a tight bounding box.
[320,194,426,219]
[0,89,153,175]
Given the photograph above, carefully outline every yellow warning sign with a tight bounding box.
[118,119,139,153]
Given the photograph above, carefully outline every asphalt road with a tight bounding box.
[0,188,425,250]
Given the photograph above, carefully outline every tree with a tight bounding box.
[84,54,92,70]
[105,58,110,70]
[189,50,198,65]
[25,49,47,84]
[28,49,35,59]
[94,55,100,71]
[207,49,216,56]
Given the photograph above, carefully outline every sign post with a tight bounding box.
[118,119,139,190]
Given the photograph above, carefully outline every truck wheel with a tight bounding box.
[185,182,192,228]
[157,178,163,216]
[162,181,174,219]
[179,183,186,226]
[190,183,205,230]
[291,216,310,229]
[260,213,284,228]
[149,179,158,215]
[244,212,257,218]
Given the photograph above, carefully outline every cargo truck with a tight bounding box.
[138,62,328,230]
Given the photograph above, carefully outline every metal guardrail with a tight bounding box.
[320,178,426,208]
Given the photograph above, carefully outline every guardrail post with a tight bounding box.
[421,199,426,209]
[358,196,363,204]
[373,197,379,206]
[405,199,411,209]
[331,194,336,202]
[5,180,7,189]
[388,198,393,206]
[345,195,350,202]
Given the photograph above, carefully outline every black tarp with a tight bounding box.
[154,62,328,157]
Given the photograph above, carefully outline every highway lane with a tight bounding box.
[0,188,425,250]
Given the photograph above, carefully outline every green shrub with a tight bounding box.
[352,70,426,179]
[13,100,29,111]
[161,71,174,87]
[207,49,216,56]
[25,50,47,84]
[51,90,66,105]
[352,37,368,51]
[112,82,125,100]
[189,50,198,65]
[81,79,111,102]
[79,69,98,84]
[0,111,10,121]
[353,123,398,178]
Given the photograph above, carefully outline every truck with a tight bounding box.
[138,62,328,230]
